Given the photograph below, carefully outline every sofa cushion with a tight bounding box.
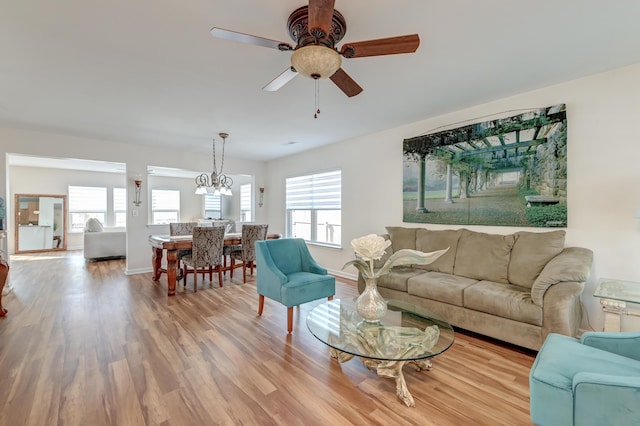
[464,280,542,326]
[407,271,478,306]
[508,230,566,288]
[85,218,104,233]
[385,226,416,251]
[414,229,462,274]
[453,229,515,283]
[377,267,424,293]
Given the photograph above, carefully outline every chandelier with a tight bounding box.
[194,132,233,196]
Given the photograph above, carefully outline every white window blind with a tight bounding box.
[113,188,126,211]
[204,193,221,212]
[286,170,342,209]
[285,170,342,246]
[113,187,126,227]
[152,190,180,210]
[69,186,107,212]
[240,183,252,222]
[151,189,180,224]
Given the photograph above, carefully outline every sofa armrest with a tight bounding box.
[580,332,640,361]
[531,247,593,306]
[573,372,640,425]
[541,281,584,340]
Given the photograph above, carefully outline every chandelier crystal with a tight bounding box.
[195,132,233,196]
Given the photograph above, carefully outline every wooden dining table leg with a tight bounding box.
[166,248,178,296]
[152,247,163,281]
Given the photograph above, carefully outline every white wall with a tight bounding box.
[0,128,268,275]
[265,63,640,332]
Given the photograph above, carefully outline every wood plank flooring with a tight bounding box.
[0,251,535,425]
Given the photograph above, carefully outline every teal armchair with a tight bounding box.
[530,332,640,425]
[255,238,335,333]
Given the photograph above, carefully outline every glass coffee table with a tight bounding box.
[307,298,455,407]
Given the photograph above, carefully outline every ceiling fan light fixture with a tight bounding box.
[291,45,341,79]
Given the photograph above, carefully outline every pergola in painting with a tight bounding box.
[403,104,566,213]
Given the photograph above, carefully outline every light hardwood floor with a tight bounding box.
[0,251,535,426]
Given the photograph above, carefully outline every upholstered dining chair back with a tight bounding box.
[191,226,224,269]
[229,224,268,283]
[181,226,225,291]
[169,222,197,236]
[240,224,268,261]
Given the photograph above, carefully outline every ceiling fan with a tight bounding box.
[210,0,420,98]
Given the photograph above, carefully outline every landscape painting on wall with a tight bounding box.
[403,104,567,227]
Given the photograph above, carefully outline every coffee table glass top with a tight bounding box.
[307,298,455,362]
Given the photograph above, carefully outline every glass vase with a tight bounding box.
[355,276,387,323]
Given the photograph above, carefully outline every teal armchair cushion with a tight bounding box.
[530,332,640,425]
[256,238,335,308]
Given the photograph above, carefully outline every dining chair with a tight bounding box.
[255,238,335,333]
[181,226,225,292]
[229,224,268,283]
[169,222,197,283]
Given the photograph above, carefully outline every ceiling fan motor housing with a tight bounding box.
[287,6,346,48]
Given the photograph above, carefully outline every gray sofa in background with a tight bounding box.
[83,218,126,261]
[358,227,593,351]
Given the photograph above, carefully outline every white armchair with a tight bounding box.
[83,218,126,261]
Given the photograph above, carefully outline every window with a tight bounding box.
[113,187,127,227]
[204,193,221,219]
[151,189,180,224]
[286,170,341,246]
[68,186,107,231]
[240,183,252,222]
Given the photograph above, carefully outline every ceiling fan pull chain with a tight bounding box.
[314,79,320,119]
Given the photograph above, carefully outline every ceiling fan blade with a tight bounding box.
[210,27,293,51]
[263,67,298,92]
[340,34,420,58]
[330,68,363,97]
[308,0,336,39]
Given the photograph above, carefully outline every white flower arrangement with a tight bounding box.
[344,234,449,279]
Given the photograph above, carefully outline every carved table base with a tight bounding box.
[330,347,433,407]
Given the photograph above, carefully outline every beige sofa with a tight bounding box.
[357,227,593,351]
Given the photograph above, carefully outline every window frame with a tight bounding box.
[151,189,180,225]
[285,169,342,247]
[68,185,107,232]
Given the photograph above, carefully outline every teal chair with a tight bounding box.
[530,332,640,425]
[255,238,335,333]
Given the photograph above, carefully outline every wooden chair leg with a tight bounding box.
[230,258,235,278]
[242,263,247,283]
[258,294,265,315]
[217,267,223,287]
[287,307,293,334]
[194,267,198,292]
[328,295,334,301]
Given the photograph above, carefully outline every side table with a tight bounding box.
[593,278,640,331]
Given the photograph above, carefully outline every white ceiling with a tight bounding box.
[2,0,640,162]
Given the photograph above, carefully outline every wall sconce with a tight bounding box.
[133,177,143,206]
[259,187,265,208]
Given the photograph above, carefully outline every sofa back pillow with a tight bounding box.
[414,228,462,274]
[85,217,104,233]
[453,229,515,283]
[508,230,566,288]
[385,226,417,251]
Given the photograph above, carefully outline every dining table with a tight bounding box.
[148,232,281,295]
